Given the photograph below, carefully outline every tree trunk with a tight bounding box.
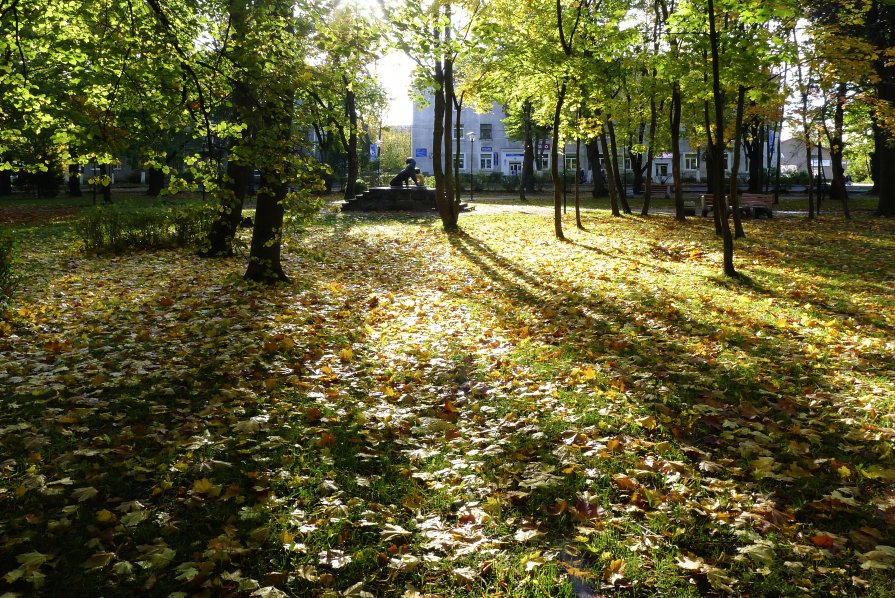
[607,120,631,213]
[146,166,164,196]
[243,0,294,283]
[205,159,250,257]
[99,164,112,204]
[670,81,685,220]
[828,82,849,217]
[431,43,452,229]
[521,101,535,198]
[575,135,583,229]
[745,118,764,193]
[642,93,657,216]
[0,170,11,196]
[68,164,82,197]
[244,83,292,282]
[586,139,605,197]
[599,129,620,217]
[631,122,645,194]
[729,85,746,238]
[453,98,463,204]
[343,82,359,200]
[551,82,566,239]
[443,48,458,226]
[816,142,825,211]
[707,0,736,277]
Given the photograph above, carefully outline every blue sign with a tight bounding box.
[369,144,378,160]
[415,148,428,158]
[481,146,492,152]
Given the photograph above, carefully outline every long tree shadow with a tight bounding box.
[446,227,895,591]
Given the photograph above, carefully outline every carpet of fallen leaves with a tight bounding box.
[2,206,895,597]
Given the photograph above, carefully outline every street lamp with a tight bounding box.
[466,131,476,203]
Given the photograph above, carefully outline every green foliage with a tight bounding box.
[0,233,15,305]
[75,204,217,254]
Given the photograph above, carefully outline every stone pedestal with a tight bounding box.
[342,187,468,212]
[341,187,435,211]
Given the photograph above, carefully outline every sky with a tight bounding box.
[376,51,415,126]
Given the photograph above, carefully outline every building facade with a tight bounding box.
[411,97,793,184]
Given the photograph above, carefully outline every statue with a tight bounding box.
[389,157,417,187]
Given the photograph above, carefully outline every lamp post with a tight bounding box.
[466,131,476,203]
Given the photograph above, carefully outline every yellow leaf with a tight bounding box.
[96,509,117,524]
[193,478,215,494]
[339,347,353,361]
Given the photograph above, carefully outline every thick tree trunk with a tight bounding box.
[68,164,82,197]
[432,52,451,228]
[551,82,566,239]
[745,119,764,193]
[443,51,458,226]
[607,120,631,214]
[826,83,849,216]
[0,170,11,196]
[344,83,359,200]
[146,167,164,197]
[586,139,605,197]
[599,129,620,217]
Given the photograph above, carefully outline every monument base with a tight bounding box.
[341,187,469,212]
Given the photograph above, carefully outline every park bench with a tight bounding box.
[647,182,672,198]
[738,193,774,218]
[700,193,774,218]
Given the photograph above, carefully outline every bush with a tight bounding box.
[76,204,217,253]
[501,175,519,192]
[0,233,15,305]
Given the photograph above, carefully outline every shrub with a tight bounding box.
[0,233,15,305]
[501,175,519,192]
[75,204,217,253]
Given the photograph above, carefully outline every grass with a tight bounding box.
[0,195,894,596]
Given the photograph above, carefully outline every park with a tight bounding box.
[2,0,895,596]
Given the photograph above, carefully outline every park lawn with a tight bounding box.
[1,203,894,597]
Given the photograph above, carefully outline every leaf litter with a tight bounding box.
[0,208,894,595]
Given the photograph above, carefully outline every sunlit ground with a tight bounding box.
[1,202,894,596]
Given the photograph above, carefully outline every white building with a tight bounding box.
[410,96,588,178]
[410,96,780,184]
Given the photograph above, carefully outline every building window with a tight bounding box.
[455,124,464,139]
[722,152,730,172]
[536,156,550,170]
[480,124,493,140]
[454,153,466,171]
[480,152,493,170]
[684,153,699,171]
[565,156,578,171]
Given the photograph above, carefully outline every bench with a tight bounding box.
[701,193,774,218]
[646,183,672,198]
[700,194,722,217]
[738,193,774,218]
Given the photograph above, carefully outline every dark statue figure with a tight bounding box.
[389,157,417,187]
